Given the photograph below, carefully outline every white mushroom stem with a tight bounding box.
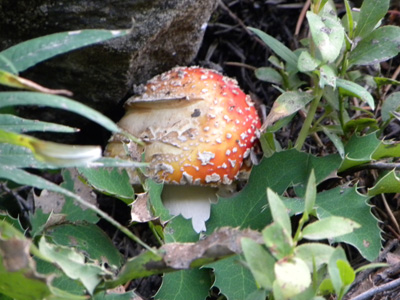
[162,185,218,233]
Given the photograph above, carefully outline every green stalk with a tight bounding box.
[295,81,323,150]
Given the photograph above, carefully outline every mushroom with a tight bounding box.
[105,66,261,232]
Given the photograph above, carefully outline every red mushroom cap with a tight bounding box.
[107,66,261,186]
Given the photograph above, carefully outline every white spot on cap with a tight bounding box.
[216,138,222,144]
[232,147,238,153]
[243,148,251,158]
[226,133,232,139]
[208,113,216,119]
[197,151,215,165]
[223,175,232,185]
[204,126,210,132]
[218,163,228,169]
[180,172,194,184]
[226,149,231,156]
[228,159,236,168]
[155,163,174,174]
[206,173,221,183]
[201,75,208,80]
[201,88,208,93]
[240,132,248,140]
[223,115,230,122]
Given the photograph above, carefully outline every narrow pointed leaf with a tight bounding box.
[336,78,375,110]
[249,27,298,70]
[0,114,77,133]
[0,92,119,132]
[267,188,291,234]
[0,29,130,73]
[354,0,390,38]
[302,216,361,240]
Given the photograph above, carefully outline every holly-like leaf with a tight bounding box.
[368,170,400,196]
[207,255,257,300]
[316,187,380,261]
[206,150,342,233]
[154,269,212,300]
[78,167,134,204]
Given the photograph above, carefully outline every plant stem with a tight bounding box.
[295,82,323,150]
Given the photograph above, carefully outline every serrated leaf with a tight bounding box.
[0,213,25,233]
[155,269,211,300]
[306,11,344,63]
[316,187,380,261]
[336,78,375,110]
[381,92,400,122]
[164,215,199,243]
[368,170,400,196]
[206,150,342,233]
[207,255,257,300]
[267,188,291,234]
[255,67,283,85]
[0,92,119,132]
[49,223,123,268]
[241,238,275,290]
[349,26,400,66]
[78,167,134,204]
[297,51,320,72]
[249,27,298,70]
[263,91,314,129]
[0,29,129,73]
[274,257,311,299]
[302,216,361,240]
[353,0,390,39]
[0,114,77,133]
[38,238,108,295]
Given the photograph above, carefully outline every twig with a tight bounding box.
[350,277,400,300]
[295,0,311,36]
[343,162,400,173]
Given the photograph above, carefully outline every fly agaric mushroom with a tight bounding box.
[105,66,261,232]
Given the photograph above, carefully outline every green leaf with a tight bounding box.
[255,67,283,85]
[78,167,134,204]
[336,78,375,110]
[302,216,361,240]
[93,290,140,300]
[0,114,77,133]
[381,92,400,122]
[322,127,345,158]
[0,29,130,73]
[316,187,380,261]
[344,0,354,38]
[327,247,349,296]
[368,170,400,196]
[319,65,336,89]
[0,129,101,167]
[38,238,108,295]
[306,11,344,63]
[297,51,321,73]
[274,257,311,299]
[206,150,341,232]
[343,118,378,134]
[267,188,291,235]
[295,243,334,271]
[249,27,298,70]
[164,215,199,243]
[262,223,294,260]
[155,269,212,300]
[349,26,400,66]
[304,170,316,215]
[207,255,257,300]
[241,238,275,290]
[264,91,314,126]
[0,92,119,133]
[337,260,355,286]
[353,0,390,39]
[49,223,123,268]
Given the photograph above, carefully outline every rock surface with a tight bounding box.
[0,0,217,117]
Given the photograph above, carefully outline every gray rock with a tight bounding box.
[0,0,217,115]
